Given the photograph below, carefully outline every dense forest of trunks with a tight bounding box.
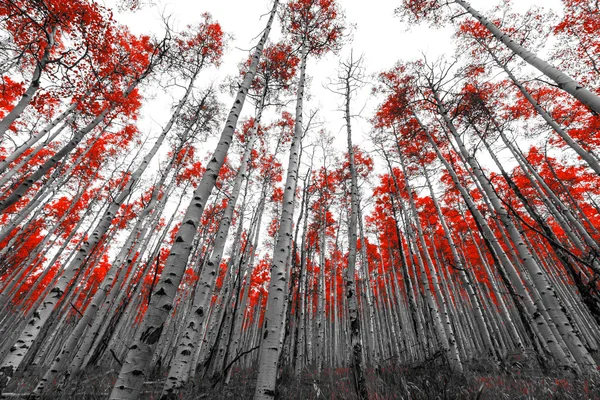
[1,0,600,399]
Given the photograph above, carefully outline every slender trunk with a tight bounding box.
[455,0,600,114]
[254,45,307,400]
[343,58,368,399]
[430,88,597,373]
[109,4,278,398]
[161,121,259,397]
[0,27,58,140]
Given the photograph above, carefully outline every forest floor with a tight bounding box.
[5,362,600,399]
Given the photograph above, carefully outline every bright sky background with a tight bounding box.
[100,0,564,190]
[90,0,568,266]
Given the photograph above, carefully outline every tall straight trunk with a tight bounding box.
[71,169,184,375]
[0,182,87,307]
[316,195,327,374]
[454,0,600,114]
[342,56,368,399]
[109,4,278,399]
[294,169,312,376]
[0,179,111,385]
[225,185,268,383]
[0,128,105,251]
[398,147,463,372]
[161,121,259,397]
[254,45,307,400]
[357,204,380,367]
[380,150,425,359]
[507,137,600,273]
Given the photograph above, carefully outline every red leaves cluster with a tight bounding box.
[282,0,345,57]
[175,13,224,68]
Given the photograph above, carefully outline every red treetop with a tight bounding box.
[281,0,345,57]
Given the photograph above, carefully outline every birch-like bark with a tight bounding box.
[430,88,597,373]
[341,53,368,399]
[225,186,268,383]
[254,45,307,400]
[0,104,75,176]
[422,166,497,361]
[480,40,600,176]
[398,152,462,371]
[0,27,58,140]
[416,115,575,368]
[161,123,259,397]
[0,106,111,214]
[454,0,600,114]
[109,4,278,398]
[0,73,190,387]
[32,154,178,396]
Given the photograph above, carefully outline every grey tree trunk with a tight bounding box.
[109,3,278,398]
[454,0,600,114]
[0,27,58,140]
[254,45,307,400]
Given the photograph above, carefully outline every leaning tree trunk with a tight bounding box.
[398,150,463,373]
[431,88,598,373]
[422,166,498,362]
[161,118,260,398]
[0,104,75,176]
[109,3,279,399]
[0,74,191,389]
[31,150,182,396]
[454,0,600,115]
[0,87,146,391]
[480,40,600,176]
[415,114,574,369]
[0,26,57,141]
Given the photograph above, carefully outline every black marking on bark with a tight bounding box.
[140,325,164,345]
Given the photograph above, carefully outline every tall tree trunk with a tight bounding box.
[254,45,307,400]
[0,27,58,140]
[454,0,600,114]
[161,119,259,397]
[109,3,278,398]
[342,53,368,399]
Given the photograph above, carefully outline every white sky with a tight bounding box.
[90,0,568,270]
[100,0,564,192]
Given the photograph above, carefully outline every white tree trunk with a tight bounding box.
[455,0,600,114]
[254,46,307,400]
[109,3,278,398]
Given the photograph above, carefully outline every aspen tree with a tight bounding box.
[397,0,600,114]
[422,166,498,361]
[426,77,597,373]
[339,52,368,399]
[0,78,148,388]
[254,1,343,397]
[109,4,279,398]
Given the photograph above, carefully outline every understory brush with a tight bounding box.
[4,362,600,399]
